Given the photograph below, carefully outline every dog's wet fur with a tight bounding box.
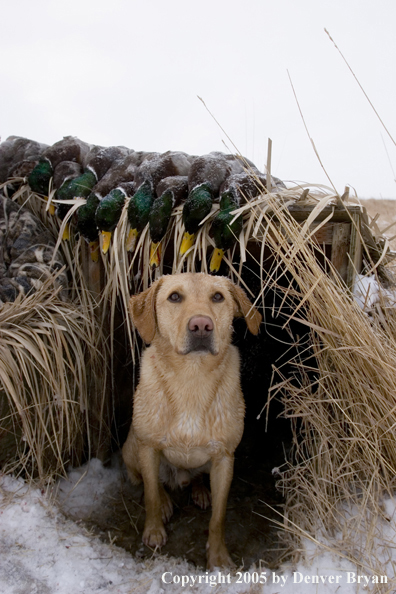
[122,273,262,569]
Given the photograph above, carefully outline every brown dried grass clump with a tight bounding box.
[246,191,396,579]
[4,174,396,579]
[0,280,107,479]
[0,181,110,481]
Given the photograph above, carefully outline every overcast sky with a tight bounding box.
[2,0,396,198]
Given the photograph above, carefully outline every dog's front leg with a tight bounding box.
[138,443,167,547]
[207,454,235,570]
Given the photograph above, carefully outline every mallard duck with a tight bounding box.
[209,187,243,272]
[223,152,258,175]
[87,148,137,197]
[54,145,131,241]
[95,182,134,254]
[28,159,54,195]
[180,182,213,254]
[180,153,232,255]
[53,161,82,190]
[149,189,174,267]
[208,170,266,271]
[90,144,129,171]
[149,176,189,267]
[28,136,91,195]
[76,192,101,261]
[220,171,286,199]
[47,161,83,216]
[187,153,230,194]
[126,179,154,251]
[127,151,192,252]
[208,170,286,272]
[0,136,48,183]
[56,145,130,204]
[134,151,191,189]
[72,152,137,257]
[55,169,97,240]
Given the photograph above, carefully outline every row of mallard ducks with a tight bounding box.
[0,136,285,271]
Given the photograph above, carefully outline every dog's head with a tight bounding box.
[129,273,262,356]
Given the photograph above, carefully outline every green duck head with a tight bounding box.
[95,187,126,253]
[126,180,155,251]
[55,169,97,222]
[180,182,213,254]
[218,187,239,211]
[149,189,175,244]
[182,182,213,234]
[209,189,242,272]
[149,189,175,267]
[76,193,100,261]
[76,193,100,242]
[28,159,53,195]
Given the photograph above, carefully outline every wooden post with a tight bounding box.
[331,223,350,283]
[346,212,362,290]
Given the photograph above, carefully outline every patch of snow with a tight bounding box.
[1,460,396,593]
[56,456,123,519]
[353,274,396,310]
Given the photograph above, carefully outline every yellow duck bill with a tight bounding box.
[209,247,224,272]
[89,240,99,262]
[179,231,195,255]
[126,228,139,252]
[101,230,112,254]
[149,242,162,268]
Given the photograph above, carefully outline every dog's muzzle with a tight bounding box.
[185,315,216,354]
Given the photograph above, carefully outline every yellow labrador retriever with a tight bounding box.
[122,272,261,569]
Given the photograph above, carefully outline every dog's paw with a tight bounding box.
[192,482,211,509]
[206,542,235,571]
[160,488,173,523]
[143,524,167,548]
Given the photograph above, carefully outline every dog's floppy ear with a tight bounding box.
[229,283,262,335]
[129,279,163,344]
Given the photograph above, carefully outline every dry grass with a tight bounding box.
[0,181,110,481]
[2,175,396,585]
[360,198,396,251]
[119,181,396,583]
[245,191,396,584]
[0,280,106,479]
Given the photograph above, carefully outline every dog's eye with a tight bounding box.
[168,292,182,303]
[212,292,224,303]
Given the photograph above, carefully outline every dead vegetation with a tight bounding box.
[1,176,396,583]
[360,198,396,251]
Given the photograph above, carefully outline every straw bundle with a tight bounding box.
[110,179,396,575]
[240,190,396,578]
[0,181,109,480]
[0,280,107,479]
[4,170,396,579]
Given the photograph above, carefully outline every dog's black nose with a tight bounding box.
[188,315,213,337]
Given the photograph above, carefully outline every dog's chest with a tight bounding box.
[149,397,225,443]
[158,391,241,454]
[134,345,244,460]
[172,409,203,440]
[161,407,226,467]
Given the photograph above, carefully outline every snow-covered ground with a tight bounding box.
[353,274,396,310]
[1,458,395,594]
